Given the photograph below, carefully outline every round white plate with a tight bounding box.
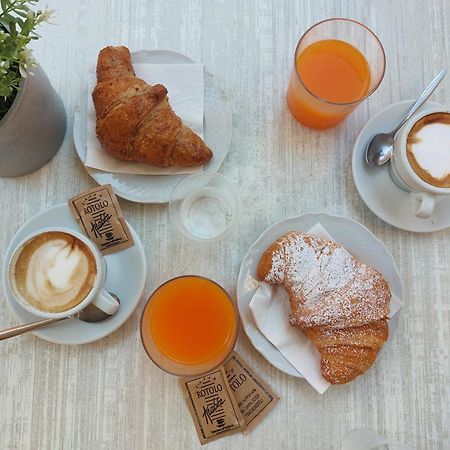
[237,213,403,378]
[352,100,450,232]
[2,203,147,345]
[73,49,232,204]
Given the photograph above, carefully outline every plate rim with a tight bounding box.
[73,48,232,204]
[2,203,147,345]
[236,212,404,378]
[132,48,194,63]
[351,99,449,233]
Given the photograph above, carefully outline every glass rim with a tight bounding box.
[293,18,386,106]
[168,172,242,243]
[139,275,238,377]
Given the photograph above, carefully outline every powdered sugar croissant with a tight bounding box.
[257,231,391,384]
[92,46,213,167]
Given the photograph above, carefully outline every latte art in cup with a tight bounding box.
[406,112,450,188]
[9,231,97,313]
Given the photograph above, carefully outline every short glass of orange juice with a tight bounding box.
[140,276,238,377]
[287,18,386,129]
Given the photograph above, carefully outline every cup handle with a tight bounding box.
[411,192,435,218]
[92,290,120,315]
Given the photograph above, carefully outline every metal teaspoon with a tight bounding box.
[0,293,120,341]
[365,69,447,166]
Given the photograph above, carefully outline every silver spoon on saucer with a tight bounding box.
[365,69,447,166]
[0,293,120,341]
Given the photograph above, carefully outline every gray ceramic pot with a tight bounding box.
[0,64,66,177]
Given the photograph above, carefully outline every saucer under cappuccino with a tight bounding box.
[407,112,450,188]
[9,231,97,313]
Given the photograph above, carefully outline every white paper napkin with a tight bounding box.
[249,223,403,394]
[85,63,205,175]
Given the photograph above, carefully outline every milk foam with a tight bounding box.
[409,122,450,180]
[18,237,94,311]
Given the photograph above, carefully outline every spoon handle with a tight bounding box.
[0,317,65,341]
[392,69,447,135]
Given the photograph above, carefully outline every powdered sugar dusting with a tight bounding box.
[262,231,391,329]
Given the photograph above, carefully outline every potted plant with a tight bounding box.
[0,0,66,177]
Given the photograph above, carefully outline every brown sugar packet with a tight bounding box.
[224,351,279,434]
[68,184,133,254]
[179,367,245,444]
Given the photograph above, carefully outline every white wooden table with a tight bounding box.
[1,1,449,449]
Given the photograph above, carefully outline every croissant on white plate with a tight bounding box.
[92,46,213,168]
[257,231,391,384]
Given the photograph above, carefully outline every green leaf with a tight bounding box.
[0,0,52,116]
[14,9,27,18]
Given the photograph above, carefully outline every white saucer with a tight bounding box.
[2,203,147,345]
[73,49,232,204]
[352,100,450,232]
[237,213,403,378]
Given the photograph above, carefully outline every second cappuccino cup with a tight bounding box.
[7,227,119,319]
[390,108,450,218]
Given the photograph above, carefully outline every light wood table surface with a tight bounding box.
[1,1,449,449]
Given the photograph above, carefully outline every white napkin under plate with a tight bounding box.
[249,223,403,394]
[85,63,205,175]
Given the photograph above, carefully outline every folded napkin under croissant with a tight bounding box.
[85,62,205,175]
[249,223,403,394]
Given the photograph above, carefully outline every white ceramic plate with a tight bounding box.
[352,100,450,232]
[73,49,232,204]
[2,203,147,345]
[237,213,403,378]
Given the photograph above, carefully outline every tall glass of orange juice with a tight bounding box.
[140,276,238,377]
[287,18,386,129]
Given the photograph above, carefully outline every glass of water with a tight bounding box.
[169,173,241,243]
[342,428,411,450]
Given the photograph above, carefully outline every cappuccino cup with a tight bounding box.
[7,227,119,319]
[390,108,450,218]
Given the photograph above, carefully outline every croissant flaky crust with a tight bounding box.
[92,46,213,167]
[257,231,391,384]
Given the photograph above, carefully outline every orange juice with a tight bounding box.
[287,39,371,129]
[142,276,237,367]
